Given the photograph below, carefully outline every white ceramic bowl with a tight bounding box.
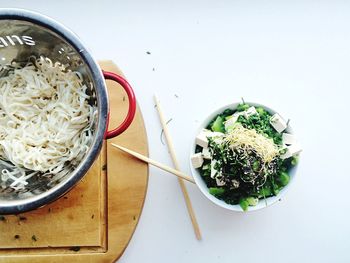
[190,102,299,212]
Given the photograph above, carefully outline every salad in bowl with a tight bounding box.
[190,102,301,211]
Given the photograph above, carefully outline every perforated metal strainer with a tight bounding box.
[0,8,136,214]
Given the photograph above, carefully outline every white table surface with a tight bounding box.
[0,1,349,262]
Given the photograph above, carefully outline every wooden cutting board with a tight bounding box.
[0,61,149,262]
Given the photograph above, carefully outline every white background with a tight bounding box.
[0,1,349,262]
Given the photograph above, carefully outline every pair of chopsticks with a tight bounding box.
[111,95,202,240]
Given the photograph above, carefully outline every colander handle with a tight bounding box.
[103,71,137,139]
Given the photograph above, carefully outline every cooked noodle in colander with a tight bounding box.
[0,56,95,190]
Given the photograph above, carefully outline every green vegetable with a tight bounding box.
[273,188,280,195]
[209,187,225,196]
[256,107,266,115]
[280,148,287,155]
[239,199,249,211]
[260,186,272,197]
[246,197,258,206]
[291,156,298,166]
[277,172,290,186]
[203,169,210,177]
[252,160,260,172]
[236,103,250,112]
[211,116,225,132]
[222,109,234,117]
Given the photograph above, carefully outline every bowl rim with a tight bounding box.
[189,101,299,212]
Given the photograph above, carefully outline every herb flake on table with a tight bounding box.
[69,246,81,252]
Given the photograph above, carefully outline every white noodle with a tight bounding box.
[0,56,95,190]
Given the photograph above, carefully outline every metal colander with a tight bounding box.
[0,9,136,214]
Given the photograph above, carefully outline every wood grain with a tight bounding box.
[0,61,149,262]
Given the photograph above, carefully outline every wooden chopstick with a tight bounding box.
[111,143,195,184]
[154,95,202,241]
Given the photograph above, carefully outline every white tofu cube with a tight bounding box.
[207,131,224,137]
[233,111,243,117]
[281,143,302,159]
[202,147,211,159]
[289,143,302,155]
[210,160,221,178]
[282,133,297,145]
[215,177,226,186]
[196,129,224,148]
[195,129,209,148]
[244,106,258,118]
[270,113,287,133]
[224,115,238,131]
[191,153,204,168]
